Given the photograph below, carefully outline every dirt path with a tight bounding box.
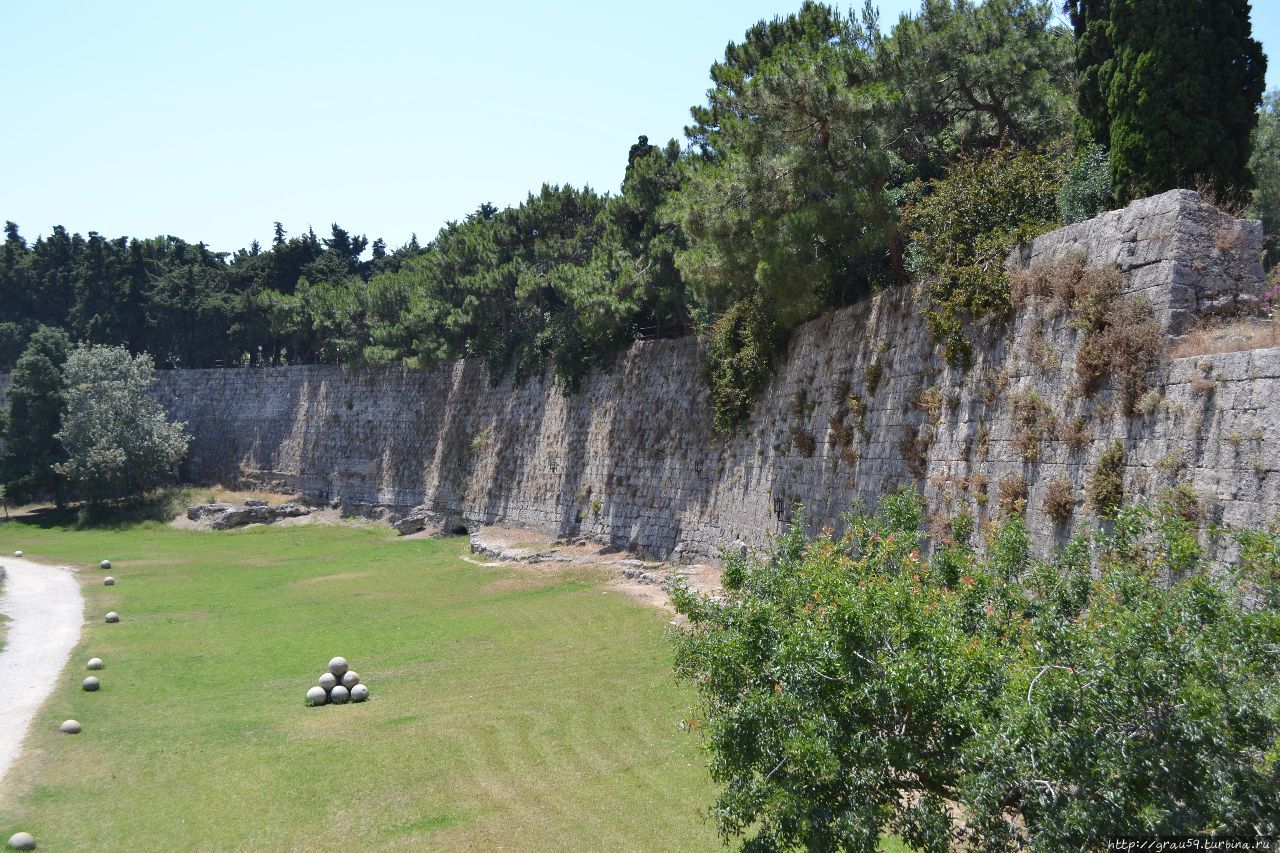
[463,527,723,618]
[0,557,84,787]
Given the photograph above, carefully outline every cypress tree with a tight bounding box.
[0,326,71,504]
[1064,0,1114,145]
[1070,0,1266,202]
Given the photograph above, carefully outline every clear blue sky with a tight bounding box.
[2,1,1277,254]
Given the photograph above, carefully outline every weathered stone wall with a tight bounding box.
[4,191,1276,560]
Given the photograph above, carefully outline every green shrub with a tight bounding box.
[1056,143,1113,224]
[469,427,493,454]
[1160,482,1204,523]
[672,494,1280,850]
[903,147,1065,368]
[54,345,190,504]
[864,360,884,396]
[705,293,786,433]
[1088,439,1126,515]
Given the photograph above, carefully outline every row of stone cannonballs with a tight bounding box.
[8,554,116,851]
[56,557,118,746]
[305,656,370,706]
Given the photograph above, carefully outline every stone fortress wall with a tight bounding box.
[3,191,1276,561]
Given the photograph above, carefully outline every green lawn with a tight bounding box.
[0,518,722,851]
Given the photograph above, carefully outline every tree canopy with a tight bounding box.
[0,326,71,504]
[673,492,1280,849]
[54,345,190,504]
[1068,0,1267,202]
[0,0,1269,433]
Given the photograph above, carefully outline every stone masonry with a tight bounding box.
[1,190,1275,561]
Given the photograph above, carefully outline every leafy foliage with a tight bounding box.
[671,3,898,330]
[1088,439,1126,516]
[1068,0,1267,203]
[0,326,71,503]
[704,293,787,433]
[673,490,1280,850]
[674,0,1074,428]
[903,145,1065,367]
[1057,142,1113,224]
[1250,89,1280,261]
[54,346,190,503]
[879,0,1075,172]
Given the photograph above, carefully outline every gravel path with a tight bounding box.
[0,557,84,787]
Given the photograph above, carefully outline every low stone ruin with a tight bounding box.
[186,499,311,530]
[304,656,370,707]
[392,506,467,537]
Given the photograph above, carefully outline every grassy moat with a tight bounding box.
[0,515,721,850]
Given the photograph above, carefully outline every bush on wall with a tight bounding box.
[903,146,1066,368]
[704,292,787,434]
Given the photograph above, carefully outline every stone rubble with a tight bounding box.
[185,501,311,529]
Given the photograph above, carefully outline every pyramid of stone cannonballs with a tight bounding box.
[304,657,370,707]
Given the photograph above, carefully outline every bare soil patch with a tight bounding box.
[465,526,721,618]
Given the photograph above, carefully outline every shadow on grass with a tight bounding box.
[0,486,194,531]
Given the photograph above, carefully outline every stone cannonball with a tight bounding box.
[105,612,120,624]
[350,684,369,703]
[87,657,105,670]
[60,720,82,735]
[341,671,360,689]
[327,656,349,678]
[305,686,328,707]
[83,676,100,692]
[100,559,112,569]
[13,550,22,558]
[7,831,36,851]
[329,684,350,704]
[318,672,337,691]
[104,576,115,586]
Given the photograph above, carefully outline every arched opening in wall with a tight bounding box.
[450,524,469,536]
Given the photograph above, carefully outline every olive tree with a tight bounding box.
[54,345,189,503]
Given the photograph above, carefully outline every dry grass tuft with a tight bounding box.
[1170,318,1278,359]
[1011,390,1056,463]
[1042,478,1076,525]
[1057,416,1092,452]
[998,475,1028,516]
[1010,257,1163,413]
